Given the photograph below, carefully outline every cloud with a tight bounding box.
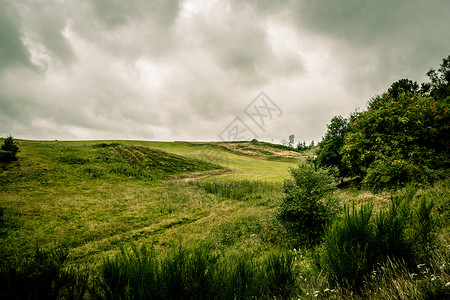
[0,2,32,70]
[0,0,449,143]
[289,0,450,91]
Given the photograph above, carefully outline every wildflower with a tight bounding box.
[431,274,441,282]
[445,282,450,287]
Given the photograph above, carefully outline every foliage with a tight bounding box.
[341,91,449,190]
[316,115,350,180]
[387,78,421,98]
[278,162,337,246]
[0,135,19,162]
[319,186,436,290]
[426,54,450,101]
[296,140,315,151]
[0,246,89,299]
[96,243,297,300]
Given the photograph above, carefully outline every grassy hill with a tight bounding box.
[0,140,304,264]
[0,139,448,298]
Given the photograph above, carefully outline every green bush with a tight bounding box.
[320,203,375,288]
[278,162,337,246]
[341,91,449,190]
[0,135,19,162]
[96,243,297,300]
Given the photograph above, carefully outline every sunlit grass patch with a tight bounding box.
[194,179,280,201]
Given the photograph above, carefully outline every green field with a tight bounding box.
[0,140,305,265]
[1,139,448,299]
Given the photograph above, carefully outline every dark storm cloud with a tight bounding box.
[290,0,450,91]
[0,0,449,142]
[0,2,31,70]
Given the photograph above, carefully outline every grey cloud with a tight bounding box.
[0,2,31,71]
[1,0,449,142]
[91,0,180,28]
[290,0,450,91]
[69,0,181,60]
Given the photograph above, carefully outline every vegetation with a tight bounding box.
[0,137,448,299]
[316,115,349,181]
[0,135,19,163]
[342,91,449,190]
[317,55,450,190]
[96,244,297,300]
[278,162,338,246]
[195,180,278,201]
[0,246,89,299]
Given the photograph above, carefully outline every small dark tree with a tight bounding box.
[0,135,19,162]
[316,116,349,182]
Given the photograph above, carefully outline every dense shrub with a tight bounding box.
[341,91,449,190]
[278,162,338,246]
[96,244,297,300]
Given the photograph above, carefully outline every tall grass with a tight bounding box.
[95,243,297,299]
[319,186,436,291]
[0,246,89,299]
[303,243,450,299]
[195,180,279,200]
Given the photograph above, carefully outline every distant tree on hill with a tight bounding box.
[0,135,19,162]
[288,134,295,148]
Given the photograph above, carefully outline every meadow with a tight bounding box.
[0,139,448,299]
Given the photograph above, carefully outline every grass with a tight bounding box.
[0,139,448,299]
[0,140,294,264]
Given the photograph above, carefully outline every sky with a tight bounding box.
[1,0,449,144]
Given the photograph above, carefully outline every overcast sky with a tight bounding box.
[1,0,449,143]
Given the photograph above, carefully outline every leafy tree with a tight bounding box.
[278,162,337,246]
[316,116,349,181]
[426,54,450,101]
[387,78,420,98]
[341,91,449,190]
[0,135,19,162]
